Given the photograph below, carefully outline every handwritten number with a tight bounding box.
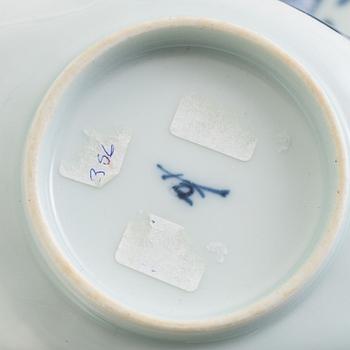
[96,144,115,165]
[89,144,115,183]
[101,144,114,158]
[89,168,105,182]
[97,154,110,165]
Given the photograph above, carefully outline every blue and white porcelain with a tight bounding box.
[283,0,350,34]
[1,0,350,349]
[23,16,350,342]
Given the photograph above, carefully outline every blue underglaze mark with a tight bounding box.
[157,164,230,206]
[337,0,349,6]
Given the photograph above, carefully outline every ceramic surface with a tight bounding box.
[1,0,350,349]
[23,17,349,342]
[282,0,350,35]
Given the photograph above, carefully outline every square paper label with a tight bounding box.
[60,128,132,188]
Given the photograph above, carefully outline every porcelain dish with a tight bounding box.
[1,0,350,349]
[23,17,349,342]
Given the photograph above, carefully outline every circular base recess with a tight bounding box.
[24,18,347,341]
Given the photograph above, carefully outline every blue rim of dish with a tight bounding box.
[280,0,350,39]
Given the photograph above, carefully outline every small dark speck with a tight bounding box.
[151,269,156,273]
[337,190,340,194]
[151,220,156,224]
[65,339,69,344]
[335,159,338,163]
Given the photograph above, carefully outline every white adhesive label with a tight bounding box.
[59,128,132,188]
[170,95,257,161]
[115,212,205,292]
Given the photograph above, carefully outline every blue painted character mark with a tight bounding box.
[156,164,230,206]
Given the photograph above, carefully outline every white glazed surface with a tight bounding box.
[1,0,350,349]
[23,17,347,341]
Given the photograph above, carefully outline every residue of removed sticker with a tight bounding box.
[59,128,132,188]
[115,211,205,292]
[170,95,257,161]
[275,131,291,153]
[206,241,228,263]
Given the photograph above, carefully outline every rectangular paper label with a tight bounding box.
[170,95,257,161]
[115,212,205,292]
[60,128,132,188]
